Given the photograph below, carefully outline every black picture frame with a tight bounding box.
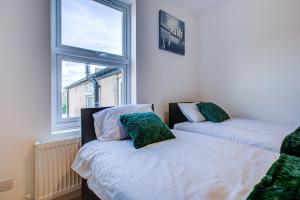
[159,10,185,55]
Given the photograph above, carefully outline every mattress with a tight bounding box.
[72,129,278,200]
[174,118,296,153]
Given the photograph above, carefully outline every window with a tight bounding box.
[51,0,131,131]
[86,96,95,108]
[61,0,124,55]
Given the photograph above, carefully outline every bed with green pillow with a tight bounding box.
[76,106,300,200]
[171,102,297,153]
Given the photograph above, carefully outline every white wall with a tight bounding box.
[196,0,300,125]
[136,0,199,122]
[1,0,299,199]
[0,0,51,199]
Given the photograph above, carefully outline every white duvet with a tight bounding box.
[72,130,278,200]
[174,118,296,153]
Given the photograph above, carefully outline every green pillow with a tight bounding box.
[120,112,175,149]
[280,127,300,157]
[196,102,230,123]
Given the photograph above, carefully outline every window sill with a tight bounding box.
[36,128,81,145]
[51,128,81,135]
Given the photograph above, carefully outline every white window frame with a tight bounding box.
[86,95,95,108]
[51,0,131,131]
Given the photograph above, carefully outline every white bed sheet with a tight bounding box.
[174,118,296,153]
[72,130,278,200]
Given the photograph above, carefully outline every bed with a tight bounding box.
[169,103,296,153]
[73,107,279,200]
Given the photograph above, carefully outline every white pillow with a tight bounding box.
[93,104,153,141]
[178,103,206,123]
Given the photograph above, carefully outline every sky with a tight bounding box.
[61,0,123,89]
[61,0,123,55]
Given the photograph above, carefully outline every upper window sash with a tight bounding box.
[53,0,130,62]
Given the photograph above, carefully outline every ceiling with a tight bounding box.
[171,0,226,15]
[119,0,226,15]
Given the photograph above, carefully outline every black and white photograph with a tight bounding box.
[159,10,185,55]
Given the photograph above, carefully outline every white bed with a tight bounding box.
[174,118,296,153]
[72,129,278,200]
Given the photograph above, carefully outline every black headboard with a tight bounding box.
[169,102,191,129]
[80,107,112,200]
[81,107,112,145]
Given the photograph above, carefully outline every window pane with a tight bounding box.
[61,60,123,119]
[61,0,123,56]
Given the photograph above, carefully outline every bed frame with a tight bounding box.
[81,107,111,200]
[80,105,154,200]
[168,102,191,129]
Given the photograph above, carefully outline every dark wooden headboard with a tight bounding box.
[81,107,112,145]
[80,107,111,200]
[169,102,191,129]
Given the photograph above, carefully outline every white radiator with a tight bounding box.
[35,133,81,200]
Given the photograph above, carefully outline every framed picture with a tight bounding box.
[159,10,185,55]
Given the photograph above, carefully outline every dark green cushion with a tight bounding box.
[247,154,300,200]
[280,127,300,157]
[196,102,230,123]
[120,112,175,149]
